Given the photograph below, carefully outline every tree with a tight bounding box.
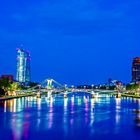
[0,77,11,95]
[28,82,39,88]
[126,83,140,91]
[0,77,21,96]
[8,82,20,91]
[0,88,5,96]
[8,82,20,96]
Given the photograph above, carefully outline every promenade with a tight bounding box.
[0,94,35,101]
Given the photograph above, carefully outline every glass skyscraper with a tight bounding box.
[16,48,31,83]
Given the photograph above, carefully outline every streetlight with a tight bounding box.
[64,84,67,90]
[64,84,67,88]
[71,85,74,88]
[91,84,94,90]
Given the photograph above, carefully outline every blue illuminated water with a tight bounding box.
[0,92,140,140]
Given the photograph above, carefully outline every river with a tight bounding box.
[0,92,140,140]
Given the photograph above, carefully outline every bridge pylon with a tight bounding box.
[46,79,53,90]
[64,91,68,98]
[91,91,96,98]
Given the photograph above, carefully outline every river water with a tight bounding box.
[0,92,140,140]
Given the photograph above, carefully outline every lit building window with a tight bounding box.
[16,48,31,83]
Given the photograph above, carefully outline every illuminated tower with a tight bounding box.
[132,57,140,82]
[16,48,31,83]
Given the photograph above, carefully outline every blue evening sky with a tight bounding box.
[0,0,140,85]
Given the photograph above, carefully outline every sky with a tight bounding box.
[0,0,140,85]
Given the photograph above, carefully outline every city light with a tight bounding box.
[0,5,140,139]
[16,48,31,83]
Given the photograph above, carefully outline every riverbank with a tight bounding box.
[1,92,140,101]
[0,92,60,101]
[122,93,140,98]
[0,93,36,101]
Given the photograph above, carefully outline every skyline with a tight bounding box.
[0,0,140,85]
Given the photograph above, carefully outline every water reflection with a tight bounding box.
[115,98,121,125]
[37,98,41,110]
[90,99,95,127]
[4,101,6,112]
[48,97,54,129]
[77,97,81,106]
[64,98,68,112]
[70,97,74,114]
[4,98,27,112]
[1,94,140,140]
[133,99,140,127]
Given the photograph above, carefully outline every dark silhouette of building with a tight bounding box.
[132,57,140,82]
[1,75,14,82]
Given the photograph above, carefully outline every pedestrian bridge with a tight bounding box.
[15,78,118,98]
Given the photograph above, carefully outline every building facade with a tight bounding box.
[16,48,31,83]
[132,57,140,82]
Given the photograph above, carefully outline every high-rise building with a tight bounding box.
[16,48,31,83]
[132,57,140,82]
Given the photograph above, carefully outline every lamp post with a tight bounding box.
[91,84,94,90]
[64,84,67,90]
[71,85,74,88]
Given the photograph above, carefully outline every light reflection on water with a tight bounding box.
[115,98,121,125]
[0,93,140,140]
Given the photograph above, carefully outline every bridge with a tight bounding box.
[15,78,120,98]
